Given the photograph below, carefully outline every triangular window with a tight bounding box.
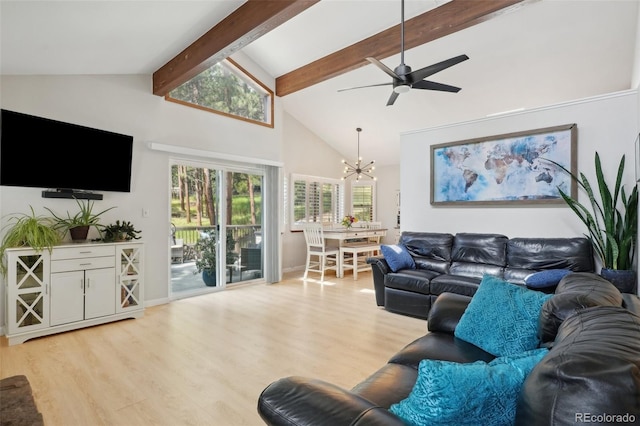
[166,58,273,128]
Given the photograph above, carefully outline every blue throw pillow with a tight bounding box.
[390,348,548,426]
[524,269,571,288]
[454,275,552,357]
[380,244,416,272]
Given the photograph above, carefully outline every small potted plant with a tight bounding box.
[101,220,141,242]
[0,206,61,275]
[46,198,116,242]
[193,230,237,286]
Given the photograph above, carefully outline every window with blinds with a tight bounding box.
[289,174,343,230]
[351,181,376,222]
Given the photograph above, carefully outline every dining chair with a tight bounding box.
[367,221,383,255]
[302,223,340,281]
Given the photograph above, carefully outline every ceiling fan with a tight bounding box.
[338,0,469,106]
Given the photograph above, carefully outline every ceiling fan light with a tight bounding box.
[393,84,410,94]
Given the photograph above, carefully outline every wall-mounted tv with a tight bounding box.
[0,109,133,194]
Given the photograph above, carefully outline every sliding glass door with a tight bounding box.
[169,161,263,298]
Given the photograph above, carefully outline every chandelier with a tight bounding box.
[342,127,375,181]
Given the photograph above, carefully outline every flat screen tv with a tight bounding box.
[0,109,133,193]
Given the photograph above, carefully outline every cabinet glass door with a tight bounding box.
[10,252,49,332]
[117,245,143,312]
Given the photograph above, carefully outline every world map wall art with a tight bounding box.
[430,124,577,206]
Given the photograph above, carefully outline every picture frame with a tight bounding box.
[635,132,640,183]
[430,124,577,206]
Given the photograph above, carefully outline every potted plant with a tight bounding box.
[101,220,141,242]
[46,198,116,242]
[544,152,638,292]
[193,230,237,287]
[0,206,62,275]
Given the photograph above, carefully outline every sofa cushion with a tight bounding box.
[506,237,594,271]
[455,275,551,356]
[389,333,495,369]
[385,270,436,295]
[517,306,640,424]
[401,232,453,274]
[401,232,453,260]
[429,274,481,297]
[390,348,548,426]
[524,269,572,289]
[538,272,623,343]
[448,261,504,279]
[451,233,508,267]
[380,244,416,272]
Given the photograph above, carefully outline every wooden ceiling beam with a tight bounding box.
[153,0,320,96]
[276,0,528,97]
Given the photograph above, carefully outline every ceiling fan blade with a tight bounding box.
[412,80,461,93]
[408,54,469,83]
[386,91,400,106]
[338,82,393,92]
[367,57,399,79]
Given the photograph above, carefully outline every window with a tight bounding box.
[289,174,343,230]
[350,181,376,222]
[165,58,274,128]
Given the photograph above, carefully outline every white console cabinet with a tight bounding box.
[4,242,144,345]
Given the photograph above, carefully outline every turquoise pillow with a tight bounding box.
[525,269,571,288]
[454,275,552,357]
[380,244,416,272]
[390,348,548,426]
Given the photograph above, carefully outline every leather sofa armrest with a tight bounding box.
[427,292,472,333]
[367,256,390,306]
[258,376,404,426]
[366,256,390,273]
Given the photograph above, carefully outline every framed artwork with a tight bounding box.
[430,124,577,206]
[635,132,640,182]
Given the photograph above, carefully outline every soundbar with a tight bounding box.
[41,190,103,200]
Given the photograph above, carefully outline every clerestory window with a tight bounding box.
[165,58,274,128]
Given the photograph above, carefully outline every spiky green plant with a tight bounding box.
[0,206,62,275]
[45,197,116,236]
[544,152,638,270]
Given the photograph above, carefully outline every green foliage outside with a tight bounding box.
[169,60,266,122]
[171,196,262,227]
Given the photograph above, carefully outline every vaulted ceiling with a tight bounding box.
[2,1,638,166]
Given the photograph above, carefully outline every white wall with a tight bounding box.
[280,111,345,272]
[400,90,639,240]
[0,69,283,328]
[372,164,401,244]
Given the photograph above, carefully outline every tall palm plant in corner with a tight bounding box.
[545,152,637,271]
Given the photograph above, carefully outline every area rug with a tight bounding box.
[0,375,44,425]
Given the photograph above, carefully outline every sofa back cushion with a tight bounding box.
[401,232,453,274]
[538,272,623,343]
[517,306,640,424]
[504,237,594,283]
[449,233,507,278]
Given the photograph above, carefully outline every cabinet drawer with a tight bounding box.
[51,256,115,273]
[52,245,114,260]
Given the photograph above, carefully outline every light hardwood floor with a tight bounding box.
[0,271,427,426]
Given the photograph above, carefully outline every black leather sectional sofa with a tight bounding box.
[368,232,595,319]
[257,273,640,426]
